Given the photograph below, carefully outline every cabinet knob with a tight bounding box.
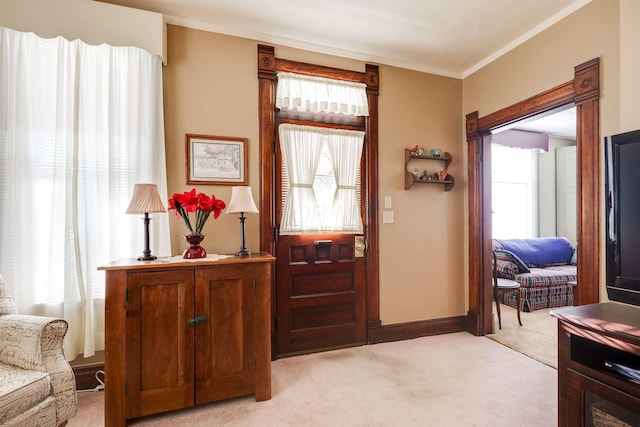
[188,315,207,325]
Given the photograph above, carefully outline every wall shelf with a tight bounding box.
[404,148,455,191]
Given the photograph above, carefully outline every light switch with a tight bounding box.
[384,196,392,209]
[383,210,395,224]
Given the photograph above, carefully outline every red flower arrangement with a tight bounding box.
[168,189,226,235]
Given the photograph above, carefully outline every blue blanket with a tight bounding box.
[495,237,574,267]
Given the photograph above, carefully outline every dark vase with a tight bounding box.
[183,234,206,259]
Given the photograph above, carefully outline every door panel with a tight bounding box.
[276,234,366,355]
[126,270,195,418]
[194,265,255,403]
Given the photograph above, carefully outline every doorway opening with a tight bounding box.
[465,58,600,336]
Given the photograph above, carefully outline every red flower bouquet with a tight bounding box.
[168,189,226,235]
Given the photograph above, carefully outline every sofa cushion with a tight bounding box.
[514,265,578,288]
[495,259,519,279]
[494,249,530,274]
[495,237,574,267]
[0,363,52,424]
[0,274,18,316]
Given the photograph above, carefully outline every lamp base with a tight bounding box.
[137,254,157,261]
[235,249,251,257]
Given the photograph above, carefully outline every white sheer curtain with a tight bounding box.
[327,128,364,233]
[0,26,171,360]
[278,124,364,235]
[276,72,369,116]
[278,123,324,234]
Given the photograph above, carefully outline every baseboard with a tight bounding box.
[381,315,467,343]
[367,319,383,344]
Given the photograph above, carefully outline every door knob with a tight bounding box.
[355,236,366,257]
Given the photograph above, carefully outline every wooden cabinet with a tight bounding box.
[99,253,275,427]
[551,303,640,426]
[404,148,454,191]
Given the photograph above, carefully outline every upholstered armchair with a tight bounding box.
[0,274,77,426]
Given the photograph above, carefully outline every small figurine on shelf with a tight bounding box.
[410,145,425,156]
[437,169,448,181]
[430,148,442,157]
[412,167,420,180]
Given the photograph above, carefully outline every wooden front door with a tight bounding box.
[275,122,368,355]
[276,233,366,355]
[257,47,381,354]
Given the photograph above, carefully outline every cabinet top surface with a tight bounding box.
[551,302,640,338]
[98,252,275,271]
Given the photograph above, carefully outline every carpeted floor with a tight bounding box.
[487,304,558,369]
[69,332,557,426]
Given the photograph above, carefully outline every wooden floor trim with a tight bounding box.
[381,315,467,343]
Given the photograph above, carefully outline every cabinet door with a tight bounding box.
[126,270,195,418]
[194,264,258,403]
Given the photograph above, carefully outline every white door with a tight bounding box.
[556,145,577,246]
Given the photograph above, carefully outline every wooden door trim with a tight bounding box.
[465,58,600,335]
[257,45,381,355]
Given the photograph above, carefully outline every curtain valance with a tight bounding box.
[276,72,369,116]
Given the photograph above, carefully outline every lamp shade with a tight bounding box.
[226,186,258,214]
[126,183,166,214]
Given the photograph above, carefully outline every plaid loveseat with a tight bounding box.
[493,237,577,312]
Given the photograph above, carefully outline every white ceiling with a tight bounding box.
[98,0,591,78]
[509,107,577,140]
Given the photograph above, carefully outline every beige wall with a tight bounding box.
[463,0,619,134]
[163,27,259,256]
[377,67,464,321]
[462,0,621,302]
[164,25,465,324]
[620,0,640,133]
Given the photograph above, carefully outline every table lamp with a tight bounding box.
[226,186,258,257]
[126,183,166,260]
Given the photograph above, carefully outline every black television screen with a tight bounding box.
[605,129,640,306]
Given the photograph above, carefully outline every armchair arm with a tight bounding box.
[0,314,77,423]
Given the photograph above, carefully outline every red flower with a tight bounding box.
[168,189,226,235]
[198,193,214,212]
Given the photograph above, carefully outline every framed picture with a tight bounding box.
[185,134,248,185]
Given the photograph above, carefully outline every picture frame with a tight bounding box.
[185,134,248,185]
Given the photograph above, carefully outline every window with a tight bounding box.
[0,26,170,359]
[491,144,539,239]
[278,123,364,234]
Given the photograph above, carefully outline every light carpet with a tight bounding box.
[487,304,558,369]
[69,332,557,426]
